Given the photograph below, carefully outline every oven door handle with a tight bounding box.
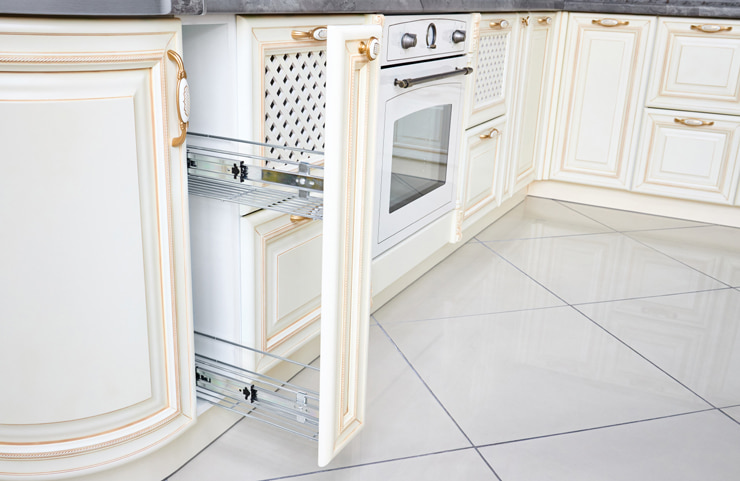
[394,67,474,89]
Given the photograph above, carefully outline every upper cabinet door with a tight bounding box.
[647,18,740,115]
[0,17,194,478]
[318,23,380,467]
[465,13,520,128]
[552,14,656,189]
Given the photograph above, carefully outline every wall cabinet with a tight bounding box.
[0,17,194,478]
[552,13,656,190]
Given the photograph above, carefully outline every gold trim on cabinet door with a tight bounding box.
[167,50,189,147]
[674,117,715,127]
[592,18,630,27]
[691,24,733,33]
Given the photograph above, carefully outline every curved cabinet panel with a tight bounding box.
[0,17,193,479]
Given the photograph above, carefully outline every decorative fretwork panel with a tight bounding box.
[473,32,510,108]
[264,49,327,160]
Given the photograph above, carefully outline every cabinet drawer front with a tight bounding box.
[466,13,519,128]
[552,13,655,189]
[634,109,740,204]
[242,210,323,373]
[648,18,740,115]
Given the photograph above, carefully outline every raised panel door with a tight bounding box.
[634,108,740,204]
[647,18,740,115]
[461,116,507,220]
[0,17,193,478]
[552,14,656,189]
[509,12,563,195]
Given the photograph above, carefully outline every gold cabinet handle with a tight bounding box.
[291,26,328,41]
[489,19,510,29]
[290,214,311,223]
[592,18,630,27]
[691,24,733,33]
[537,16,553,25]
[167,50,189,147]
[479,128,500,139]
[358,37,381,61]
[674,117,715,127]
[521,16,530,27]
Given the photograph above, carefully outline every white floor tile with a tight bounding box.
[629,226,740,287]
[281,449,497,481]
[577,289,740,407]
[383,306,708,446]
[723,406,740,423]
[476,197,612,241]
[171,327,470,481]
[373,242,564,324]
[559,201,707,232]
[479,410,740,481]
[491,233,725,304]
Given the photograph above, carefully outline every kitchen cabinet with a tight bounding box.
[633,109,740,204]
[465,13,520,129]
[507,12,564,195]
[458,116,508,221]
[551,13,656,190]
[0,17,194,478]
[183,15,382,468]
[240,210,323,374]
[647,18,740,116]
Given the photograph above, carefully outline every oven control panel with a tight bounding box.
[383,15,471,66]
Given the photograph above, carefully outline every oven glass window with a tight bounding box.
[389,104,452,213]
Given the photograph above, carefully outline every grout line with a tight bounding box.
[476,239,571,306]
[572,304,716,408]
[473,447,504,481]
[475,230,616,243]
[553,199,715,229]
[375,303,567,326]
[475,407,718,449]
[259,446,477,481]
[373,320,477,447]
[478,238,716,409]
[570,286,737,307]
[622,231,734,288]
[718,408,740,426]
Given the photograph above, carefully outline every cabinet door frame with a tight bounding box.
[0,17,194,478]
[551,13,656,189]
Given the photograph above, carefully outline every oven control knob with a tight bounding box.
[401,33,417,49]
[452,30,466,44]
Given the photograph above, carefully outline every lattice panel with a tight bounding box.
[474,32,510,107]
[264,49,327,160]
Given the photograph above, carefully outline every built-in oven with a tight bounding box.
[373,15,472,257]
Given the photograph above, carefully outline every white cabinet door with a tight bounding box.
[508,12,563,194]
[634,109,740,204]
[459,116,508,222]
[465,13,520,128]
[241,211,323,374]
[0,17,193,478]
[318,24,380,467]
[647,18,740,116]
[552,14,656,189]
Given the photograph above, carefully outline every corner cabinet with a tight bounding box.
[0,17,194,478]
[551,13,656,189]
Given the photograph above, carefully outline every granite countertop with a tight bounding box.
[0,0,739,19]
[199,0,740,18]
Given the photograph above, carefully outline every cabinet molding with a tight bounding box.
[552,13,656,189]
[0,17,193,478]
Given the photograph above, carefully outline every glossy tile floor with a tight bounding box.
[169,197,740,481]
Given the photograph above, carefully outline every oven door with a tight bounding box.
[374,58,467,256]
